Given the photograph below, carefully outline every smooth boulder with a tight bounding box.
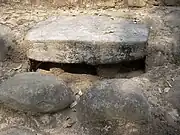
[0,72,74,113]
[76,78,151,135]
[25,15,149,65]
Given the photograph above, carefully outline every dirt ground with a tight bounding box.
[0,2,180,134]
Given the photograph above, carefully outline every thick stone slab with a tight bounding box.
[26,16,149,65]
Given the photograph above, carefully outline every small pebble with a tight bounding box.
[70,101,77,108]
[164,87,170,93]
[158,88,162,94]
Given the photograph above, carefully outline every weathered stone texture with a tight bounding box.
[166,76,180,113]
[26,16,149,65]
[0,126,39,135]
[0,72,74,113]
[76,79,151,135]
[126,0,147,7]
[0,24,13,61]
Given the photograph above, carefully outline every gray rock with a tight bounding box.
[165,11,180,65]
[76,79,151,135]
[166,76,180,113]
[0,72,74,113]
[0,24,13,61]
[164,0,180,6]
[25,16,149,65]
[127,0,147,7]
[0,126,38,135]
[0,38,8,61]
[164,11,180,29]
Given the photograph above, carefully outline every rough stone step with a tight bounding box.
[25,15,149,65]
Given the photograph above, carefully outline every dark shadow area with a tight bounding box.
[29,60,98,75]
[29,58,145,78]
[98,58,145,73]
[146,0,180,6]
[161,0,180,6]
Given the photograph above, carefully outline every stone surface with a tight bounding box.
[25,16,149,65]
[166,76,180,113]
[0,72,74,113]
[0,126,38,135]
[127,0,147,7]
[0,39,7,61]
[164,11,180,65]
[146,51,167,71]
[97,65,144,78]
[164,11,180,29]
[96,59,144,78]
[76,78,151,135]
[0,24,13,61]
[164,0,180,6]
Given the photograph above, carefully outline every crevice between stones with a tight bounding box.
[28,57,146,79]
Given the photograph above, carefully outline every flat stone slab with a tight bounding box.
[25,15,149,65]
